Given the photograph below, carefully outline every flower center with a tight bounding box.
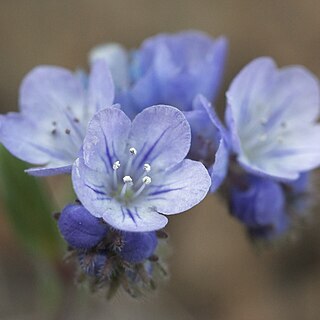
[112,147,152,204]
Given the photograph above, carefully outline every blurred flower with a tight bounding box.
[229,174,288,240]
[226,57,320,180]
[0,60,114,176]
[90,30,228,118]
[72,105,211,232]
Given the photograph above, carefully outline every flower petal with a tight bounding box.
[87,59,115,117]
[146,159,211,214]
[26,165,72,176]
[89,43,130,90]
[128,105,191,170]
[0,114,78,169]
[19,65,85,119]
[82,107,131,173]
[184,95,229,191]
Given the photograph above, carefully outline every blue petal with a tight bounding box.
[58,203,109,249]
[89,43,130,91]
[128,105,191,170]
[26,165,72,176]
[82,106,131,173]
[184,95,229,192]
[87,59,115,117]
[146,159,211,215]
[119,231,158,263]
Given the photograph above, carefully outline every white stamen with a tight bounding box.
[125,147,137,174]
[121,175,133,197]
[133,176,152,198]
[123,176,133,184]
[143,163,151,172]
[113,161,121,187]
[142,176,152,185]
[113,160,121,170]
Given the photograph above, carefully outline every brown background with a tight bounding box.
[0,1,320,319]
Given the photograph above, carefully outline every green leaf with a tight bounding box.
[0,146,63,260]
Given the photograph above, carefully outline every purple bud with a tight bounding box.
[58,203,108,249]
[119,231,158,263]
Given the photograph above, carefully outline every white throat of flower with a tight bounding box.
[112,147,152,203]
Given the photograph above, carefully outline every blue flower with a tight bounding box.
[226,57,320,180]
[90,30,228,118]
[0,60,115,176]
[230,175,288,239]
[72,105,211,232]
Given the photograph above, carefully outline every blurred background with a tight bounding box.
[0,1,320,319]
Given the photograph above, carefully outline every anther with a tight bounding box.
[113,161,121,170]
[125,147,137,175]
[51,129,57,135]
[142,176,152,185]
[281,122,287,128]
[143,163,151,172]
[74,117,80,123]
[123,176,133,184]
[52,121,57,126]
[65,129,71,135]
[133,176,152,199]
[113,161,121,187]
[129,147,137,155]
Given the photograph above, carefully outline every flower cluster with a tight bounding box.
[1,30,320,297]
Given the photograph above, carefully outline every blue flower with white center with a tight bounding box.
[0,60,115,176]
[226,57,320,180]
[72,105,211,232]
[89,30,228,118]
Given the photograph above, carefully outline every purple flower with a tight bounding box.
[184,95,229,192]
[230,175,288,239]
[72,105,211,232]
[90,30,228,118]
[0,60,114,176]
[58,203,108,249]
[226,57,320,180]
